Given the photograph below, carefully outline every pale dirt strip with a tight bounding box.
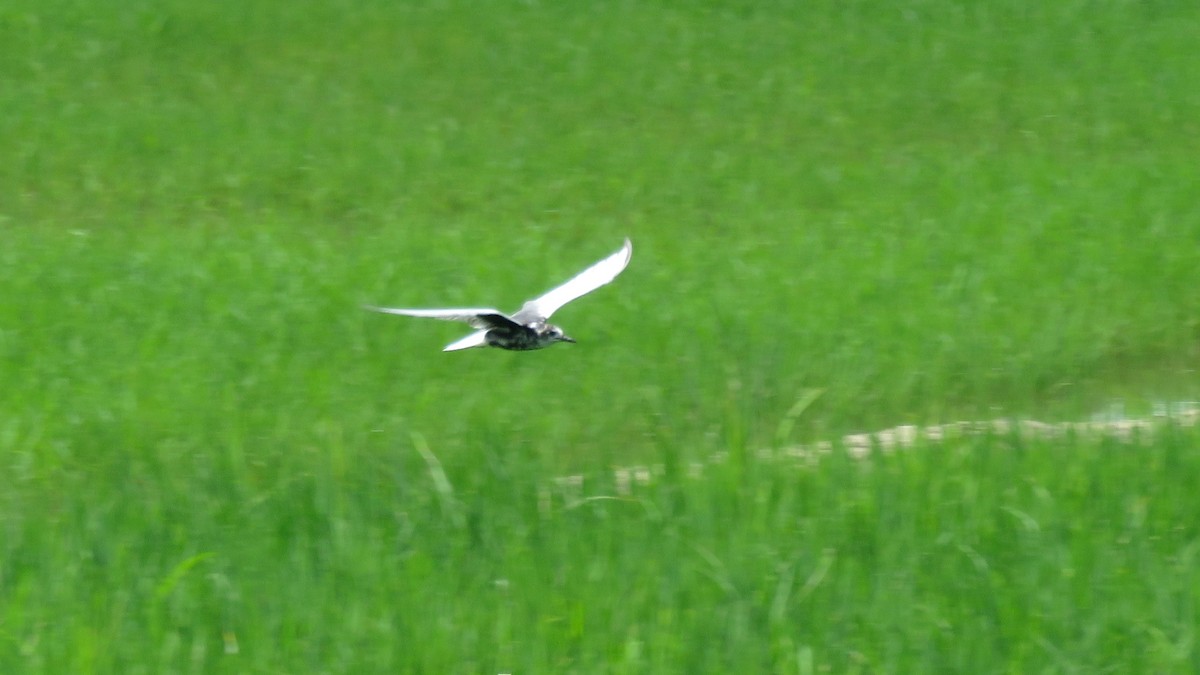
[550,403,1200,504]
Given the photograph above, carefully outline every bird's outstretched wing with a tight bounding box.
[441,330,489,352]
[363,306,521,331]
[512,238,632,323]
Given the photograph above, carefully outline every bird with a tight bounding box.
[366,238,632,351]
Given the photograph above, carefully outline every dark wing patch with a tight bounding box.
[469,313,524,331]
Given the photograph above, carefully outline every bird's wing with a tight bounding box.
[364,306,520,331]
[442,330,489,351]
[511,238,632,323]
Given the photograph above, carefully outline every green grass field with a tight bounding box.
[3,0,1200,672]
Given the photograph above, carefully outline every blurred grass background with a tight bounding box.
[2,0,1199,672]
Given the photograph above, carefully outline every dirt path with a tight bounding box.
[573,402,1200,499]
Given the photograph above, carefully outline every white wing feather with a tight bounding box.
[364,306,495,351]
[513,238,632,322]
[363,306,508,325]
[441,330,489,352]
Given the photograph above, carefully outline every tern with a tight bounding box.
[367,238,632,351]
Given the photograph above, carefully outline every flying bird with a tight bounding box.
[367,238,632,351]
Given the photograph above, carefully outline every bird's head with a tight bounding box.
[539,323,576,345]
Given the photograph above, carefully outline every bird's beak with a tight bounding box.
[561,335,576,343]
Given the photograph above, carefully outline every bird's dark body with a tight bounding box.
[484,325,545,351]
[474,314,569,351]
